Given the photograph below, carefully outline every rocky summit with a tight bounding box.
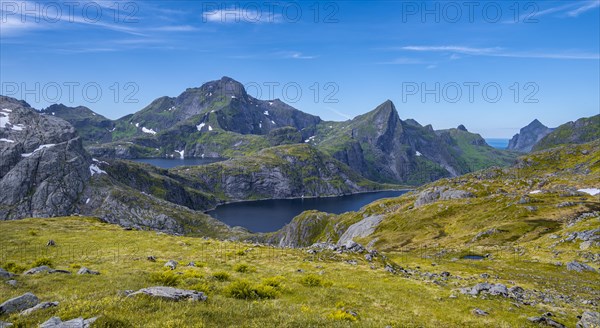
[507,119,554,152]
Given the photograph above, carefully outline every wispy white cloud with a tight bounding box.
[505,0,599,23]
[377,57,427,65]
[279,51,318,60]
[324,106,352,120]
[401,45,600,60]
[202,8,281,24]
[0,16,43,37]
[150,25,200,32]
[230,51,318,60]
[401,46,500,55]
[567,0,600,17]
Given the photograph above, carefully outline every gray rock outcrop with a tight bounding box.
[577,311,599,328]
[566,261,596,273]
[0,97,91,220]
[127,286,207,301]
[23,266,52,275]
[337,215,383,246]
[39,316,97,328]
[0,268,14,279]
[19,301,59,316]
[77,267,99,275]
[415,186,473,207]
[0,292,39,315]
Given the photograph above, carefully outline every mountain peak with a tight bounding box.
[508,119,552,152]
[526,119,546,129]
[457,124,468,132]
[198,76,247,98]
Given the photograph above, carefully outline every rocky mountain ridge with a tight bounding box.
[507,119,553,152]
[36,77,520,185]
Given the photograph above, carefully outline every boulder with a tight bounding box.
[0,292,39,315]
[77,267,99,275]
[527,316,565,328]
[0,268,14,279]
[127,286,207,301]
[164,260,178,270]
[577,311,599,328]
[472,308,488,316]
[23,266,52,275]
[19,301,59,316]
[489,284,508,297]
[6,280,17,287]
[460,283,511,297]
[39,316,97,328]
[339,240,365,253]
[0,321,13,327]
[566,261,596,273]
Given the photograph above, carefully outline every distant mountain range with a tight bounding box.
[1,76,599,235]
[38,76,521,185]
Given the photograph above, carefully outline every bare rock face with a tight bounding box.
[337,215,384,246]
[0,96,91,220]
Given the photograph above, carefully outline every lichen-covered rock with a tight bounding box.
[577,311,600,328]
[77,267,99,275]
[39,316,97,328]
[23,266,52,275]
[0,292,39,315]
[19,301,58,316]
[127,286,207,301]
[566,261,596,273]
[164,260,178,270]
[0,268,14,279]
[414,186,473,207]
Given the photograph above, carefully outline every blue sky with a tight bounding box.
[1,0,599,138]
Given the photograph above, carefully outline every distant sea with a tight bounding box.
[485,138,510,149]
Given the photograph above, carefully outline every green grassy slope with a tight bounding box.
[1,216,597,327]
[533,115,600,151]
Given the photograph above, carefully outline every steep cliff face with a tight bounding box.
[533,115,599,151]
[0,97,92,219]
[0,96,242,237]
[507,119,553,152]
[171,144,385,202]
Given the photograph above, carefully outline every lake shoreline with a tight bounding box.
[205,190,411,233]
[203,188,413,213]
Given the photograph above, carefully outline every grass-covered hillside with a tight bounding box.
[1,215,597,328]
[533,114,600,151]
[271,140,599,252]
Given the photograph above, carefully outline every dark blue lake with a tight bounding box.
[131,158,224,168]
[206,190,408,233]
[485,138,510,149]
